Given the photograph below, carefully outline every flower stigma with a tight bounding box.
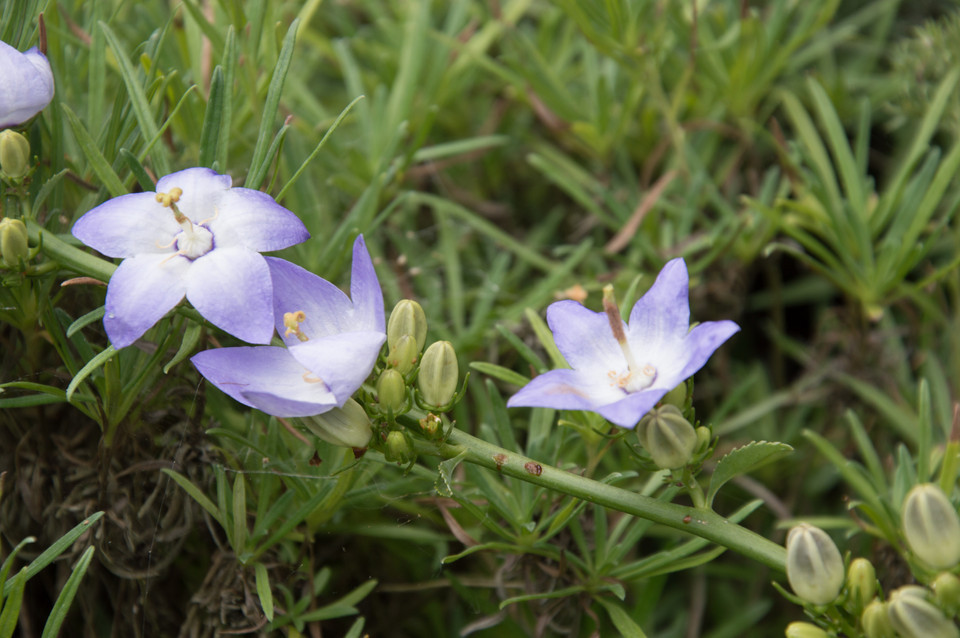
[283,310,309,342]
[602,284,657,393]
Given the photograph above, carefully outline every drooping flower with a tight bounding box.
[506,258,739,428]
[0,40,54,128]
[72,167,309,347]
[190,235,386,417]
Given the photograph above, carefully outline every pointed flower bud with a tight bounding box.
[418,341,458,409]
[300,398,372,449]
[861,599,895,638]
[0,217,29,267]
[387,334,419,375]
[785,523,844,605]
[0,129,30,179]
[784,622,829,638]
[636,405,697,469]
[377,368,407,415]
[887,585,959,638]
[932,572,960,617]
[387,299,427,353]
[846,557,878,612]
[902,483,960,570]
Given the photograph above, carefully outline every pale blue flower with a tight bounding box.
[72,168,309,347]
[507,258,739,428]
[191,236,386,417]
[0,40,54,128]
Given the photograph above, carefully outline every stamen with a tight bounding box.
[302,371,323,384]
[156,187,189,225]
[602,284,657,393]
[283,310,309,342]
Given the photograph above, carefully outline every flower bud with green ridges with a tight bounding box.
[377,369,407,415]
[0,129,30,179]
[384,430,414,464]
[0,218,29,267]
[933,572,960,617]
[846,557,878,613]
[301,399,372,449]
[887,585,959,638]
[861,599,895,638]
[902,483,960,570]
[387,299,427,353]
[386,334,419,375]
[785,523,844,605]
[784,622,829,638]
[636,405,697,470]
[418,341,458,409]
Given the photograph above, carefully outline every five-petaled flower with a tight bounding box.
[0,39,54,128]
[507,258,739,428]
[72,167,309,348]
[190,235,386,417]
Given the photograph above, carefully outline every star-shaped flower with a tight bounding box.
[0,39,54,128]
[72,167,309,347]
[507,258,739,428]
[190,235,386,417]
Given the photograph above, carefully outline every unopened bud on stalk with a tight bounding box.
[932,572,960,616]
[887,585,959,638]
[902,483,960,570]
[846,557,878,612]
[661,383,687,409]
[377,369,407,415]
[418,341,458,409]
[387,334,419,375]
[300,399,372,449]
[0,217,29,267]
[695,426,712,454]
[784,622,829,638]
[0,130,30,179]
[384,430,414,464]
[861,599,895,638]
[636,405,697,470]
[785,523,844,605]
[387,300,427,353]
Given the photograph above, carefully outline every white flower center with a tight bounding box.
[175,224,214,259]
[602,284,658,393]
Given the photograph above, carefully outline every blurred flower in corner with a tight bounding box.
[0,39,54,128]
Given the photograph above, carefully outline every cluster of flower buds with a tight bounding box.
[634,403,711,471]
[859,583,960,638]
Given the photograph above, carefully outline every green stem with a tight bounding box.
[25,220,116,282]
[420,427,787,572]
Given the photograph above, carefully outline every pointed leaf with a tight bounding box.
[707,441,792,505]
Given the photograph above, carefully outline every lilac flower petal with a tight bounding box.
[675,320,740,381]
[596,390,669,428]
[210,187,310,251]
[288,330,387,405]
[627,258,691,348]
[72,192,180,258]
[0,43,54,128]
[155,168,232,224]
[348,235,385,332]
[104,252,189,347]
[187,247,274,344]
[191,346,338,416]
[506,369,625,412]
[547,300,624,376]
[266,257,353,346]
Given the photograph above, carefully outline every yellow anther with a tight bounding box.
[302,371,323,384]
[155,187,183,208]
[283,310,309,342]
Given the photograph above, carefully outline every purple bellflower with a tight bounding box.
[72,168,309,348]
[0,40,54,128]
[507,258,739,428]
[190,235,386,417]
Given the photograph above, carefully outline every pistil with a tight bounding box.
[602,285,657,392]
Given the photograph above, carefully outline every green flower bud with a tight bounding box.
[785,523,844,605]
[387,299,427,353]
[377,368,407,414]
[902,483,960,570]
[846,557,878,612]
[887,586,959,638]
[695,426,712,454]
[933,572,960,616]
[300,399,372,449]
[0,218,29,267]
[784,622,829,638]
[384,430,414,465]
[418,341,458,409]
[636,405,697,470]
[661,383,687,409]
[861,599,895,638]
[0,130,30,179]
[387,334,419,375]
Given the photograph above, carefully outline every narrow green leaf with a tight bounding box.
[61,103,125,198]
[199,65,225,168]
[0,536,34,608]
[119,148,155,191]
[40,546,95,638]
[468,362,529,390]
[254,562,274,621]
[0,568,26,638]
[163,321,202,374]
[161,469,224,528]
[596,597,649,638]
[707,441,793,506]
[66,345,117,402]
[66,307,105,338]
[232,473,247,555]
